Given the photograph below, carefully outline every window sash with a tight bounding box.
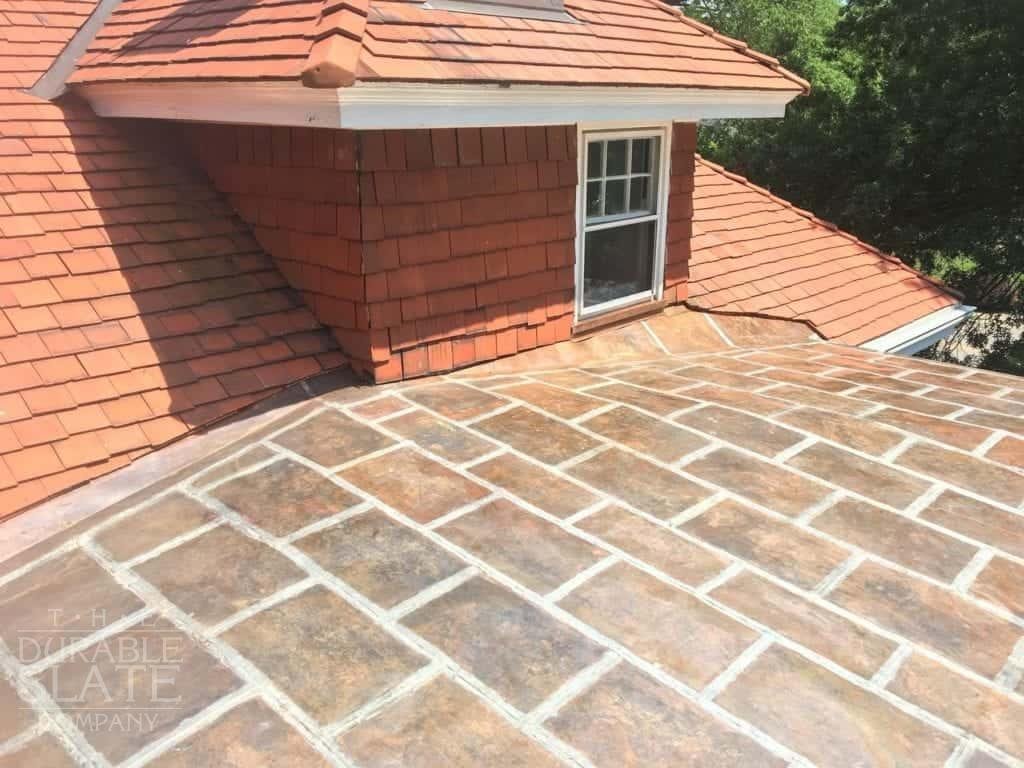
[584,135,658,225]
[585,211,659,232]
[577,127,669,319]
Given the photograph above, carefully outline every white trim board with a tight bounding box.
[76,80,798,129]
[860,303,976,356]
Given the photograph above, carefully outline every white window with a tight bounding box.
[576,127,670,318]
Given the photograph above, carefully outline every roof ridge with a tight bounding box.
[645,0,811,95]
[301,0,370,88]
[693,154,962,300]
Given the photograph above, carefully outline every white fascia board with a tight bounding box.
[77,80,797,130]
[860,303,976,356]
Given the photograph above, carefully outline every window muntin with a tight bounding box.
[579,131,665,314]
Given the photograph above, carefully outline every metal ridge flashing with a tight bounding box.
[29,0,124,100]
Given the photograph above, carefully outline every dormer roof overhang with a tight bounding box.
[77,79,799,129]
[66,0,808,129]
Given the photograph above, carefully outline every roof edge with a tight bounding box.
[648,0,811,96]
[77,80,797,129]
[859,304,975,356]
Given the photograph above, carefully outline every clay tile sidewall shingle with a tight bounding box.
[186,123,698,382]
[0,96,344,519]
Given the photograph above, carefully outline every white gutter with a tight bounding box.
[77,80,799,130]
[860,304,976,356]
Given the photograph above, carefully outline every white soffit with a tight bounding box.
[860,303,976,356]
[77,81,797,130]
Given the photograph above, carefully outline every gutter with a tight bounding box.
[860,304,976,356]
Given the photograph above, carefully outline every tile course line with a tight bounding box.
[640,319,672,355]
[521,650,621,730]
[119,687,259,768]
[694,561,745,596]
[324,660,445,739]
[280,501,375,544]
[0,720,47,759]
[699,634,775,704]
[975,430,1010,458]
[119,520,226,571]
[871,643,914,689]
[0,639,121,767]
[81,536,358,768]
[995,638,1024,691]
[195,452,288,492]
[952,549,997,595]
[20,604,155,678]
[944,740,978,768]
[544,556,620,603]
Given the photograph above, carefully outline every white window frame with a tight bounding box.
[574,122,672,321]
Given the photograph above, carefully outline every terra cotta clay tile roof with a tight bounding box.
[0,0,344,519]
[67,0,810,93]
[687,157,959,347]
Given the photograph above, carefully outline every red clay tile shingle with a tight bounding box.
[687,157,959,346]
[0,1,344,519]
[68,0,809,94]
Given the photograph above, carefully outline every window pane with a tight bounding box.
[629,176,652,212]
[586,181,602,217]
[631,139,652,174]
[604,179,626,215]
[587,142,603,179]
[583,220,656,308]
[606,140,628,176]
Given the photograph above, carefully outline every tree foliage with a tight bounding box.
[679,0,1024,325]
